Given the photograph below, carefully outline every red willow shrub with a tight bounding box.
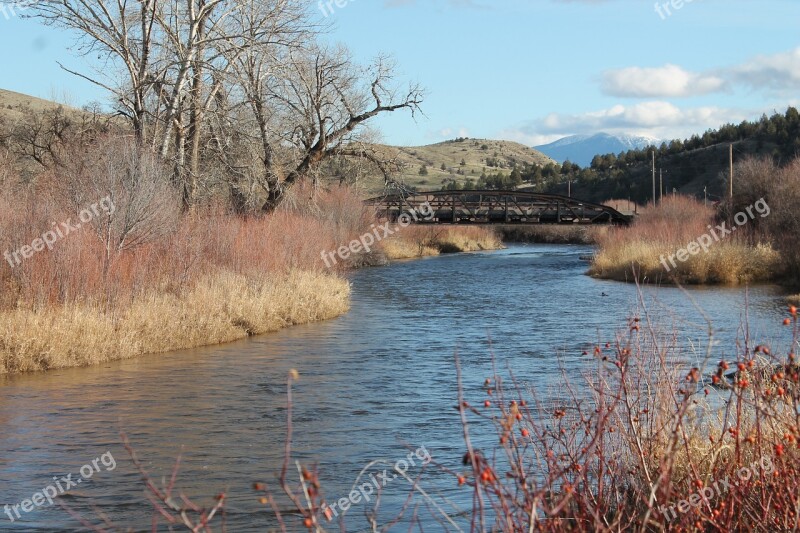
[0,137,373,311]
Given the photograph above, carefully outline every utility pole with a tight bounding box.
[729,143,734,199]
[568,179,571,198]
[652,150,656,205]
[704,186,707,207]
[659,169,663,202]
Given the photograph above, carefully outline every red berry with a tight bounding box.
[521,428,529,437]
[785,318,792,326]
[484,400,491,408]
[303,517,313,528]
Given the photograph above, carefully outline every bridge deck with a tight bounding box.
[365,190,632,226]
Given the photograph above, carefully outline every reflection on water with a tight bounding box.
[0,245,791,530]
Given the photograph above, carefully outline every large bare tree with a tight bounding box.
[254,46,423,210]
[18,0,423,211]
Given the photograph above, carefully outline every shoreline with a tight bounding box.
[0,270,350,375]
[0,225,505,376]
[5,221,793,376]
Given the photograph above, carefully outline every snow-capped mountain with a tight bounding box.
[535,133,660,167]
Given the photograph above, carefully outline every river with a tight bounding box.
[0,244,791,531]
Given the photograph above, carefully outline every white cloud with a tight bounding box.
[427,126,470,140]
[503,101,752,142]
[601,64,727,98]
[600,47,800,99]
[729,46,800,95]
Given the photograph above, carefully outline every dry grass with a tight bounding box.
[497,224,608,244]
[588,196,780,284]
[0,142,373,373]
[380,225,503,260]
[0,270,349,374]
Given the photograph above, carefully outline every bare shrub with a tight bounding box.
[728,156,800,284]
[42,136,181,270]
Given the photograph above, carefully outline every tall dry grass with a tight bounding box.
[589,196,779,284]
[0,140,373,373]
[0,271,349,373]
[380,225,503,260]
[497,224,608,245]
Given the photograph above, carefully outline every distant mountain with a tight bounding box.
[535,133,660,167]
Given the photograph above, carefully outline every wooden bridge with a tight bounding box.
[365,190,632,225]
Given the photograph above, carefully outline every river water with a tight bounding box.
[0,244,792,531]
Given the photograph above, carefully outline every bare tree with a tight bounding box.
[19,0,424,211]
[26,0,160,144]
[259,47,423,210]
[48,136,181,275]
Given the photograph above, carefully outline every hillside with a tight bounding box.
[0,88,78,122]
[372,138,555,193]
[1,89,554,196]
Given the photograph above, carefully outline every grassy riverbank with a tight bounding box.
[496,224,607,244]
[0,271,349,373]
[588,196,781,284]
[0,140,508,374]
[380,225,503,260]
[0,147,370,374]
[589,157,800,287]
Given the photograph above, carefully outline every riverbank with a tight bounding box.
[0,270,349,374]
[587,196,782,284]
[0,179,508,374]
[379,225,503,260]
[495,224,606,244]
[0,173,371,375]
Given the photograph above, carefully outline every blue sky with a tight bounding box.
[2,0,799,146]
